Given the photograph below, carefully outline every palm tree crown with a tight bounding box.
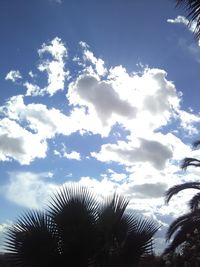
[5,185,159,267]
[164,141,200,253]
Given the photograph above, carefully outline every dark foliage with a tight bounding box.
[4,185,159,267]
[164,140,200,253]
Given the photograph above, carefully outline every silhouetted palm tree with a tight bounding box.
[175,0,200,39]
[5,185,158,267]
[164,141,200,253]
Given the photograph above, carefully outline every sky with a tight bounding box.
[1,0,200,254]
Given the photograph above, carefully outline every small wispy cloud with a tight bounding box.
[5,70,22,82]
[54,144,81,160]
[167,15,189,26]
[63,151,81,160]
[167,15,200,45]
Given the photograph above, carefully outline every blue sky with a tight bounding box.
[1,0,200,253]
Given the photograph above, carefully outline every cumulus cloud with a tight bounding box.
[0,95,80,138]
[80,41,107,76]
[92,138,173,170]
[178,110,200,135]
[127,182,168,199]
[54,144,81,160]
[67,66,182,138]
[1,39,199,168]
[68,75,136,125]
[5,70,22,82]
[25,37,69,96]
[4,172,57,209]
[0,118,47,164]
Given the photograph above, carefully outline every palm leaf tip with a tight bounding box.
[176,0,200,39]
[165,182,200,204]
[181,157,200,169]
[193,140,200,148]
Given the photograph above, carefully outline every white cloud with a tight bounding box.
[178,110,200,135]
[63,151,81,160]
[0,118,47,164]
[5,70,22,82]
[4,172,57,209]
[0,95,79,139]
[80,41,107,76]
[106,169,127,182]
[0,222,11,253]
[25,37,69,96]
[68,75,137,126]
[67,66,182,137]
[92,138,173,170]
[167,15,200,45]
[1,40,198,167]
[126,182,168,199]
[54,143,81,160]
[167,15,190,26]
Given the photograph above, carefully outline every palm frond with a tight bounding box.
[189,192,200,211]
[95,194,158,267]
[176,0,200,39]
[94,194,129,266]
[165,210,200,253]
[5,210,58,267]
[166,210,200,240]
[118,214,159,266]
[193,139,200,148]
[181,157,200,169]
[48,184,99,266]
[165,182,200,203]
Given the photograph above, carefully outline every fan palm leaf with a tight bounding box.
[95,194,159,266]
[48,185,99,267]
[4,185,158,267]
[5,210,58,267]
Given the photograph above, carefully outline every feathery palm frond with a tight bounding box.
[176,0,200,39]
[165,210,200,253]
[166,210,200,240]
[189,192,200,211]
[181,157,200,169]
[5,210,58,267]
[193,139,200,148]
[165,182,200,203]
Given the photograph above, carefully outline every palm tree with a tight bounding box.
[5,185,158,267]
[175,0,200,39]
[164,141,200,253]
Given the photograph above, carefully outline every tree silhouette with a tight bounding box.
[5,185,158,267]
[164,141,200,253]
